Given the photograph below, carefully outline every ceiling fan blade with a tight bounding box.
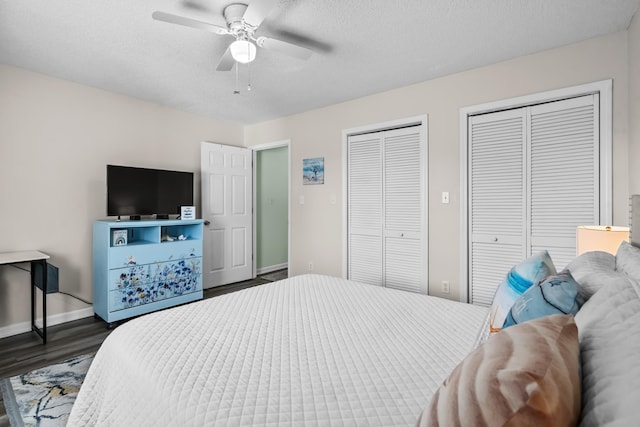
[257,36,313,61]
[152,11,229,35]
[242,0,279,28]
[216,47,235,71]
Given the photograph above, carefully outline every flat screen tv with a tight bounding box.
[107,165,194,219]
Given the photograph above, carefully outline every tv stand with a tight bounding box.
[92,219,204,323]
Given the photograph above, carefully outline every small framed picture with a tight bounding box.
[181,206,196,220]
[112,229,128,246]
[303,157,324,185]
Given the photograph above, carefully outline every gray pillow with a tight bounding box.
[615,241,640,281]
[564,251,618,297]
[574,276,640,426]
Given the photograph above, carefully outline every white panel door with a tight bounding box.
[201,142,253,288]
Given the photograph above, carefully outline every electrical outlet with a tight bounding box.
[441,280,450,294]
[308,261,314,271]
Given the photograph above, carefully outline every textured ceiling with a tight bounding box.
[1,0,638,125]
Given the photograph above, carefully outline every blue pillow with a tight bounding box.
[489,250,556,333]
[503,271,587,328]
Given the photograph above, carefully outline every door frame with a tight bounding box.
[341,115,429,288]
[250,139,291,277]
[459,79,613,303]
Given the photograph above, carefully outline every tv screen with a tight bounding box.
[107,165,194,218]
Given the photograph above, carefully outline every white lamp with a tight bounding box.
[229,39,257,64]
[576,225,630,255]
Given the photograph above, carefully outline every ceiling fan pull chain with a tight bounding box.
[247,60,252,92]
[234,60,240,95]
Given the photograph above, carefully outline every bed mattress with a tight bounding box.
[68,274,488,426]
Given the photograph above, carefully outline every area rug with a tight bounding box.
[0,353,93,427]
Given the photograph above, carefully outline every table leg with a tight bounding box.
[30,261,36,335]
[41,259,47,343]
[30,260,47,344]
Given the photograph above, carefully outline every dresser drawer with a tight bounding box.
[109,271,202,312]
[108,257,202,292]
[108,241,202,269]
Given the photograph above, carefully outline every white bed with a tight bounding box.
[69,232,640,426]
[68,274,489,426]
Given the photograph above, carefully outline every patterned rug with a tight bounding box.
[0,354,93,427]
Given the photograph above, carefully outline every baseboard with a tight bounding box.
[0,307,94,340]
[256,263,288,275]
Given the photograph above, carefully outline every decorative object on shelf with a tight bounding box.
[112,229,128,246]
[576,225,629,255]
[303,157,324,185]
[181,206,196,220]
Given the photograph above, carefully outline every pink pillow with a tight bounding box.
[417,314,580,427]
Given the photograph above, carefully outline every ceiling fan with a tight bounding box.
[152,0,313,71]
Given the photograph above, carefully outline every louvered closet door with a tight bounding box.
[469,110,527,306]
[383,127,424,293]
[529,94,599,269]
[469,94,601,305]
[347,125,426,292]
[348,133,383,285]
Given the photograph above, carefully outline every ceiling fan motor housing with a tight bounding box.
[224,3,251,34]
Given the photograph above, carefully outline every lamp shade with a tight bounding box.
[229,39,256,64]
[576,225,630,255]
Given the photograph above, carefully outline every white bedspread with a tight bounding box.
[69,274,488,426]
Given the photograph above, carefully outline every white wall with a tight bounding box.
[245,31,630,301]
[0,65,243,330]
[0,25,635,334]
[629,12,640,195]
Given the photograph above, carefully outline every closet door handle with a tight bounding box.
[204,220,211,226]
[493,237,498,242]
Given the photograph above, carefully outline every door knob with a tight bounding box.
[204,220,211,226]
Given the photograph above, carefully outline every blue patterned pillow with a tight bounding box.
[489,250,556,333]
[503,271,587,328]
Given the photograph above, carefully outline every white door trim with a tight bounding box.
[459,79,613,303]
[250,139,291,278]
[341,115,428,287]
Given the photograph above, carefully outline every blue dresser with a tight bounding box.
[93,219,204,323]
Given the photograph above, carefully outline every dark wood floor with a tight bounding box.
[0,272,281,425]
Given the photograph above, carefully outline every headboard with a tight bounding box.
[631,194,640,247]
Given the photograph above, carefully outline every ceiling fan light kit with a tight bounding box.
[230,39,257,63]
